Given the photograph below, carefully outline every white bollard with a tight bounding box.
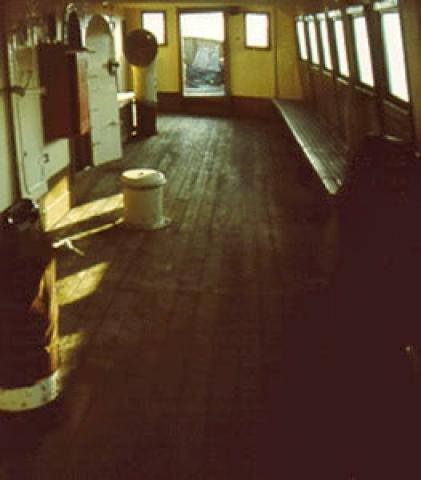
[121,168,170,230]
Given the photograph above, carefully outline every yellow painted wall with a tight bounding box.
[228,8,276,97]
[124,5,180,93]
[124,3,280,98]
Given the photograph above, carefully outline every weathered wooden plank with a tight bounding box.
[3,114,337,480]
[273,98,348,194]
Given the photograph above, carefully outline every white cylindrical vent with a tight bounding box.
[121,168,169,230]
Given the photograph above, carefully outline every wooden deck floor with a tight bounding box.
[1,114,341,478]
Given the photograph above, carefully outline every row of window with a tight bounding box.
[141,11,271,50]
[295,1,409,102]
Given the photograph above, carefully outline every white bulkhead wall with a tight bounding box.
[0,1,121,227]
[8,45,49,201]
[0,11,17,212]
[1,0,72,218]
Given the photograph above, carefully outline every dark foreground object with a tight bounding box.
[330,135,421,477]
[0,199,59,414]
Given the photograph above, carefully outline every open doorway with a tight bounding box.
[179,11,226,97]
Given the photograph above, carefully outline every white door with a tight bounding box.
[8,46,47,200]
[86,15,122,166]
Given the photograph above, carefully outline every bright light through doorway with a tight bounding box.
[180,12,224,42]
[180,11,225,97]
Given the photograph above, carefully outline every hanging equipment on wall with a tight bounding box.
[124,29,158,136]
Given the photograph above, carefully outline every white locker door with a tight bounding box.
[9,46,47,200]
[86,15,122,166]
[15,93,47,197]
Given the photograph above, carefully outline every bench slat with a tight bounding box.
[273,99,347,195]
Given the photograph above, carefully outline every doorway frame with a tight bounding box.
[177,8,231,101]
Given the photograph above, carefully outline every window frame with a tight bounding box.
[305,15,320,66]
[244,12,271,50]
[347,7,375,89]
[295,17,309,61]
[140,10,167,46]
[316,12,333,71]
[375,3,410,104]
[329,11,350,79]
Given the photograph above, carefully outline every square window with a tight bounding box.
[141,11,166,46]
[245,13,270,49]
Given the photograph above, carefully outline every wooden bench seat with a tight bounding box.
[273,99,348,195]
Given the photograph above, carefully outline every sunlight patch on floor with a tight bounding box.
[57,261,109,306]
[54,217,123,250]
[59,331,86,381]
[52,193,124,232]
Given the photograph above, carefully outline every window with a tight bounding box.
[296,18,308,60]
[352,15,375,87]
[332,17,350,77]
[141,11,166,45]
[244,12,270,49]
[306,16,320,65]
[317,13,332,70]
[381,11,409,102]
